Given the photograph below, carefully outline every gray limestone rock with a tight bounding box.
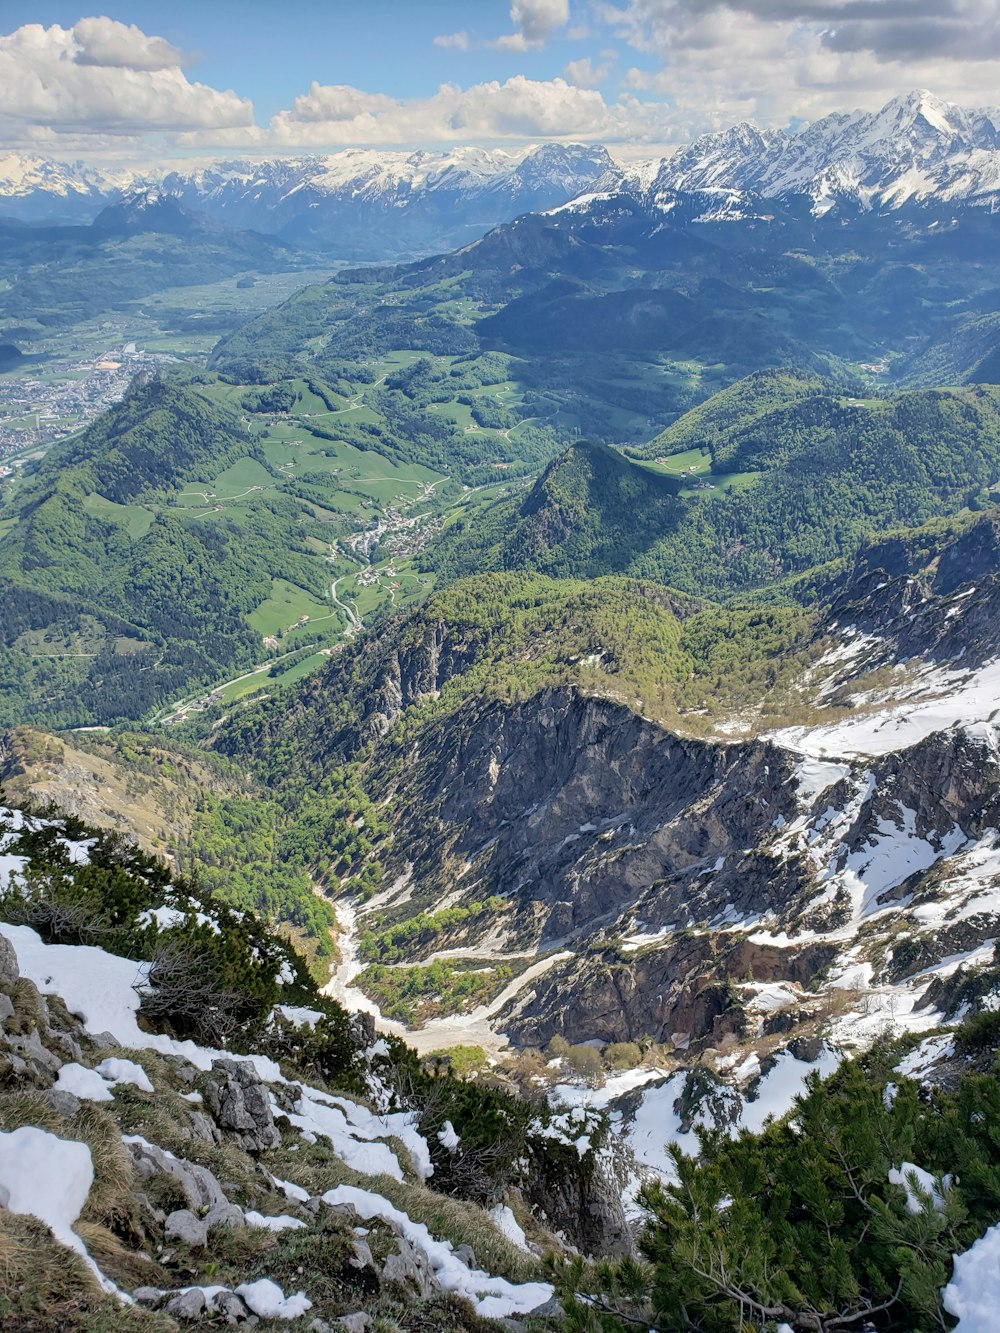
[86,1030,121,1050]
[338,1315,371,1333]
[204,1202,246,1231]
[381,1234,438,1299]
[0,933,18,989]
[163,1287,208,1320]
[39,1088,82,1119]
[132,1286,165,1308]
[124,1137,229,1212]
[347,1237,374,1271]
[164,1208,209,1248]
[204,1058,281,1152]
[187,1108,222,1144]
[210,1289,254,1323]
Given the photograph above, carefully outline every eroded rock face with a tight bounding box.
[353,683,1000,1046]
[524,1138,634,1256]
[204,1058,281,1153]
[379,687,801,945]
[506,934,836,1046]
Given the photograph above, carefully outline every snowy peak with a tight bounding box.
[0,152,132,207]
[650,90,1000,214]
[583,90,1000,221]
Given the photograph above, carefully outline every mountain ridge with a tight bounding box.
[5,90,1000,252]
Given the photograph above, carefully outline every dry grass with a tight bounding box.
[0,1212,102,1315]
[74,1103,138,1229]
[73,1221,168,1290]
[0,1212,174,1330]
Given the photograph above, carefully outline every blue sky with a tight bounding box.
[0,2,998,161]
[0,2,601,119]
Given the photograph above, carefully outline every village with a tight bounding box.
[0,342,170,459]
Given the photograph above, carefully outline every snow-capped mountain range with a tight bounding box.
[2,92,999,256]
[619,89,1000,216]
[0,142,616,258]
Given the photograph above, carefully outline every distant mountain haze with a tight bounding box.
[2,92,1000,258]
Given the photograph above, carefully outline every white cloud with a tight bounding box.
[0,20,253,142]
[71,16,184,70]
[262,75,628,147]
[494,0,572,49]
[449,0,572,53]
[564,56,614,87]
[434,31,471,51]
[512,0,572,43]
[597,0,1000,131]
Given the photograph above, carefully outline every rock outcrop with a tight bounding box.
[204,1058,281,1153]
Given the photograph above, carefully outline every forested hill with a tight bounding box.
[15,375,256,505]
[634,367,829,460]
[429,441,683,583]
[429,381,1000,597]
[215,570,817,778]
[0,379,318,727]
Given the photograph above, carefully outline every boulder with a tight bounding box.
[39,1088,82,1119]
[210,1289,254,1323]
[381,1234,438,1299]
[164,1208,208,1248]
[338,1315,371,1333]
[204,1059,281,1152]
[204,1202,246,1231]
[163,1287,208,1320]
[132,1286,165,1308]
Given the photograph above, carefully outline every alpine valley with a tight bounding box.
[6,88,1000,1333]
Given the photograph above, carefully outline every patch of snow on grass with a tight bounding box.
[321,1184,553,1318]
[242,1211,306,1232]
[235,1278,311,1319]
[489,1204,531,1253]
[0,1125,118,1294]
[95,1056,154,1093]
[54,1062,114,1101]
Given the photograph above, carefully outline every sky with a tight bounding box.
[1,1,999,162]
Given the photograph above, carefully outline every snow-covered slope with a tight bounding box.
[0,142,615,256]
